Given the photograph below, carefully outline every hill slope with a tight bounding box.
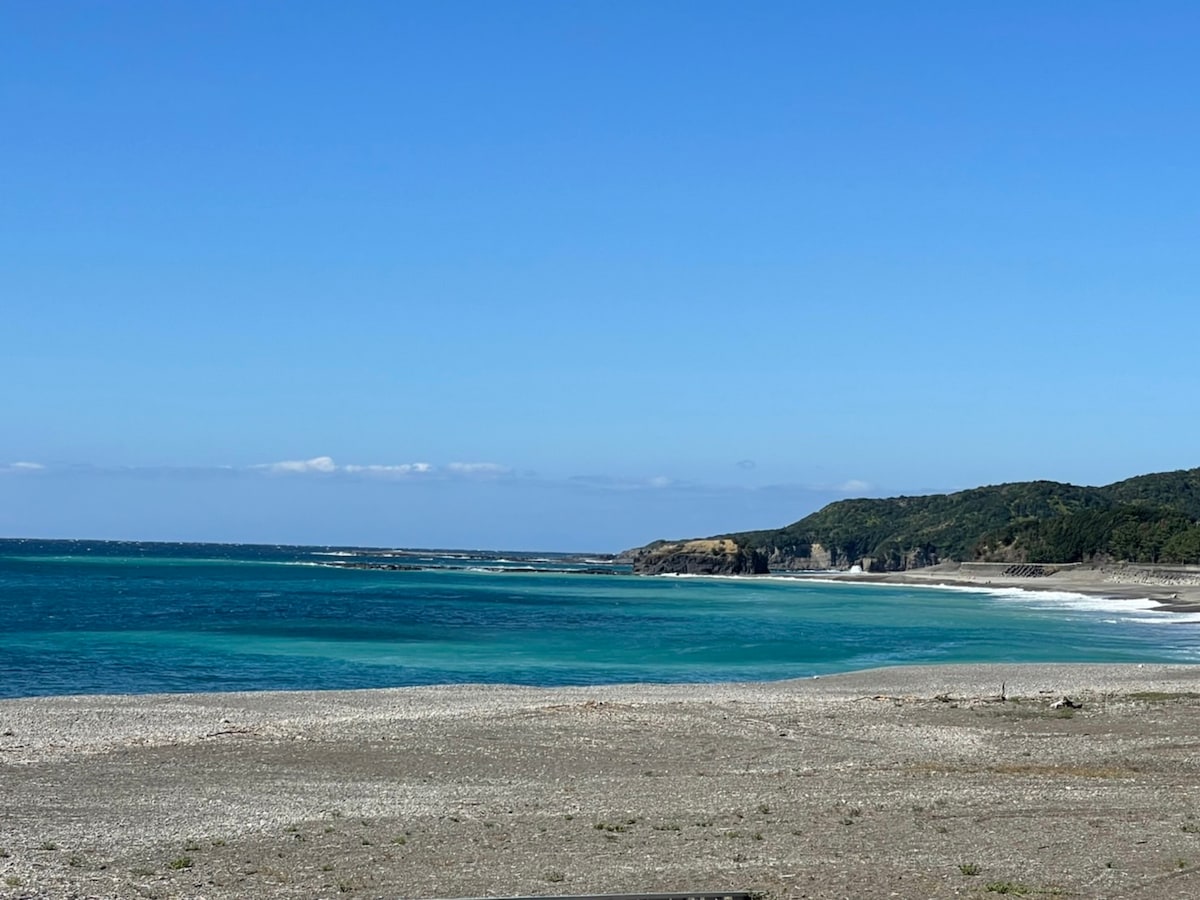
[640,467,1200,572]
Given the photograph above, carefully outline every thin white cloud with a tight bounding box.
[257,456,339,474]
[251,458,507,479]
[445,462,510,476]
[838,479,871,493]
[1,461,46,474]
[569,474,678,491]
[343,462,434,477]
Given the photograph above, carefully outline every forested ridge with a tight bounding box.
[724,467,1200,570]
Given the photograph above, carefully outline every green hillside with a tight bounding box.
[723,467,1200,570]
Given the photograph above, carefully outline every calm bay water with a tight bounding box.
[2,539,1198,699]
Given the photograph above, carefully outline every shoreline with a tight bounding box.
[761,561,1200,613]
[5,663,1200,899]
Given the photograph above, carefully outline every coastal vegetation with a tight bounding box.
[711,467,1200,571]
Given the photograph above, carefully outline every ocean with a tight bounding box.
[2,538,1197,699]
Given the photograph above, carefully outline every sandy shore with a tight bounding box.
[4,664,1200,899]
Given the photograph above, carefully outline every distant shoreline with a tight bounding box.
[772,561,1200,613]
[648,561,1200,613]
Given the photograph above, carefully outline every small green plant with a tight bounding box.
[338,880,353,893]
[593,822,627,832]
[651,823,681,831]
[959,863,981,876]
[544,870,566,883]
[39,840,59,851]
[391,835,407,845]
[752,831,764,841]
[212,838,227,847]
[183,841,201,851]
[757,803,771,814]
[168,856,193,870]
[321,863,335,872]
[68,853,84,867]
[4,876,21,888]
[1183,822,1200,834]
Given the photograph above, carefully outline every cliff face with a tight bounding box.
[631,539,769,576]
[761,542,834,571]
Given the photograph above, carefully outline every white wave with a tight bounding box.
[762,574,1190,619]
[1121,612,1200,625]
[955,586,1162,615]
[312,551,358,557]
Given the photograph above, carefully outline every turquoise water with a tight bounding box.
[2,539,1197,698]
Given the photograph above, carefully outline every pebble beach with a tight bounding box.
[4,663,1200,898]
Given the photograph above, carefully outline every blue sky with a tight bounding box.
[2,2,1197,550]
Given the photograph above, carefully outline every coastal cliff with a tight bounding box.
[631,539,768,576]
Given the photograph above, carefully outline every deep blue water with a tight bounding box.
[2,538,1197,698]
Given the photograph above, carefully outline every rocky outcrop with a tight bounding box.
[631,539,769,576]
[761,542,835,571]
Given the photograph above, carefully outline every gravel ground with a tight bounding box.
[3,664,1200,899]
